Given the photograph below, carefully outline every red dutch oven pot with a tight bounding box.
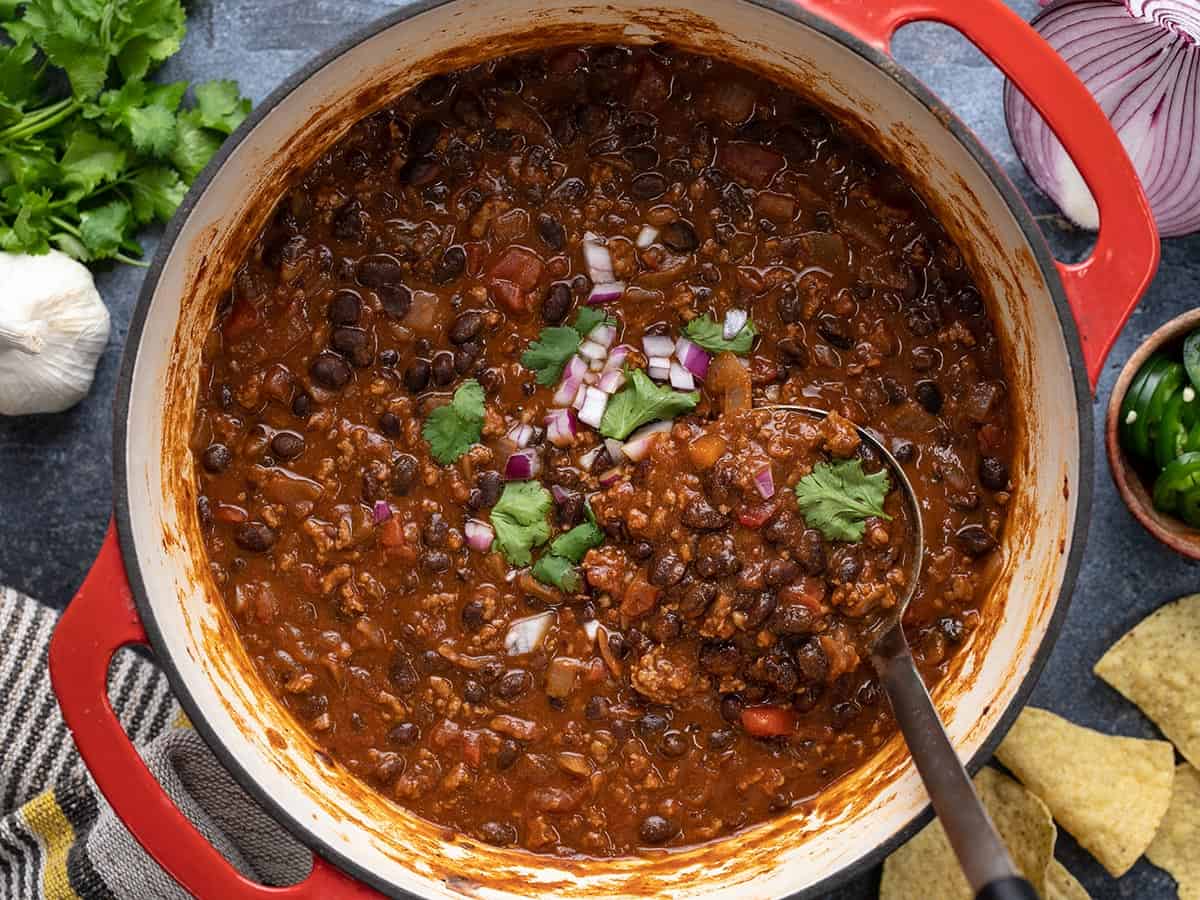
[49,0,1158,897]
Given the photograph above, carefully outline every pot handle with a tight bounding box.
[50,519,381,899]
[796,0,1160,389]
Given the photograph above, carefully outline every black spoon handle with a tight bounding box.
[872,626,1038,900]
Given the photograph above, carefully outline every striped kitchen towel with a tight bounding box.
[0,587,311,899]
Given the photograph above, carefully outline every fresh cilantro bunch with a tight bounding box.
[0,0,251,264]
[794,459,891,542]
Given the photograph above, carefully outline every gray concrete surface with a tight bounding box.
[1,1,1196,896]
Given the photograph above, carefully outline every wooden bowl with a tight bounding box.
[1107,307,1200,559]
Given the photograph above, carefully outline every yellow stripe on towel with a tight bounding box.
[22,789,82,900]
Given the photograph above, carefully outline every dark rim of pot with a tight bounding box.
[111,1,1093,897]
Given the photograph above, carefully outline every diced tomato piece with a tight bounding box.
[738,500,779,529]
[463,241,488,276]
[489,246,544,290]
[223,300,259,341]
[741,706,797,738]
[716,142,785,189]
[378,517,406,548]
[619,575,660,619]
[489,279,530,315]
[461,729,482,768]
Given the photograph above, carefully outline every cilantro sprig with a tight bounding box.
[490,481,554,566]
[0,1,251,264]
[599,368,698,440]
[531,508,605,592]
[520,308,616,385]
[422,379,485,465]
[683,313,758,354]
[793,459,891,542]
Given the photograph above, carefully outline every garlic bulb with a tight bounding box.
[0,250,111,416]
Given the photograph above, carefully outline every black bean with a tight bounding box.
[332,200,366,242]
[379,412,401,437]
[291,392,312,418]
[649,551,688,587]
[433,246,467,284]
[453,92,488,128]
[389,651,420,693]
[741,592,778,630]
[955,524,997,557]
[765,558,799,587]
[769,604,819,636]
[678,581,717,617]
[980,456,1009,491]
[648,610,683,644]
[410,119,442,155]
[378,284,412,320]
[431,352,456,386]
[817,315,854,350]
[495,669,530,700]
[416,75,451,105]
[475,470,503,508]
[534,215,567,253]
[720,693,745,724]
[681,496,729,530]
[915,380,943,414]
[461,600,486,632]
[882,376,907,405]
[388,722,420,745]
[449,311,484,345]
[404,358,432,393]
[639,815,677,845]
[310,353,351,389]
[216,383,234,410]
[630,172,668,200]
[659,220,698,253]
[328,290,362,325]
[356,254,403,287]
[631,540,655,561]
[541,282,572,325]
[480,821,517,846]
[890,438,916,463]
[495,741,522,774]
[777,287,804,324]
[699,640,741,676]
[422,550,451,573]
[638,712,670,736]
[201,443,232,473]
[834,551,862,583]
[270,431,304,460]
[391,454,419,494]
[398,156,441,186]
[584,696,610,721]
[197,495,213,529]
[423,512,448,548]
[234,522,276,553]
[558,491,585,528]
[463,679,486,704]
[778,337,809,367]
[794,638,828,683]
[911,346,940,372]
[330,326,373,367]
[660,731,690,758]
[478,660,503,683]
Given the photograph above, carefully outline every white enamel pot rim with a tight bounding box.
[99,0,1136,897]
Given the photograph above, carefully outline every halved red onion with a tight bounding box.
[545,407,578,447]
[673,336,711,378]
[669,361,695,391]
[636,225,659,248]
[579,339,608,363]
[642,334,675,358]
[587,281,625,304]
[598,369,626,394]
[753,465,776,499]
[621,420,674,461]
[723,308,749,340]
[583,232,615,283]
[507,422,534,448]
[504,449,542,480]
[587,323,617,348]
[578,386,609,428]
[505,610,556,655]
[372,500,392,524]
[647,356,672,381]
[464,519,495,552]
[604,344,632,372]
[553,355,587,406]
[1005,0,1200,236]
[598,466,624,487]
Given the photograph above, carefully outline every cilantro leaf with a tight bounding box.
[521,326,580,386]
[793,459,891,542]
[532,506,604,591]
[127,165,186,224]
[599,368,698,440]
[422,378,485,465]
[548,518,605,563]
[572,307,614,338]
[491,481,553,566]
[170,108,224,181]
[193,80,251,135]
[531,554,581,592]
[60,128,126,198]
[79,198,132,258]
[683,314,758,354]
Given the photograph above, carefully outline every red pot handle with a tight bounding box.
[797,0,1160,389]
[49,519,382,899]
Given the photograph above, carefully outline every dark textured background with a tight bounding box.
[2,1,1197,897]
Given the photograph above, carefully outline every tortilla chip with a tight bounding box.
[880,767,1055,899]
[1146,764,1200,900]
[1094,593,1200,769]
[995,707,1174,876]
[1046,860,1090,900]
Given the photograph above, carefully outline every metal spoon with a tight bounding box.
[764,405,1036,900]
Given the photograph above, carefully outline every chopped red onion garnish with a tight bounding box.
[598,466,624,487]
[551,484,572,505]
[621,420,673,462]
[598,369,626,394]
[604,437,624,461]
[572,381,589,410]
[545,407,578,447]
[587,323,617,348]
[578,446,602,470]
[583,232,615,283]
[642,334,675,358]
[372,500,392,524]
[587,281,625,305]
[604,344,632,372]
[581,619,601,642]
[464,519,494,553]
[636,224,659,248]
[579,339,608,362]
[647,357,672,381]
[504,449,542,480]
[669,361,695,391]
[506,422,534,448]
[753,465,776,499]
[723,308,749,340]
[674,336,710,379]
[553,355,587,406]
[505,611,556,655]
[578,386,609,428]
